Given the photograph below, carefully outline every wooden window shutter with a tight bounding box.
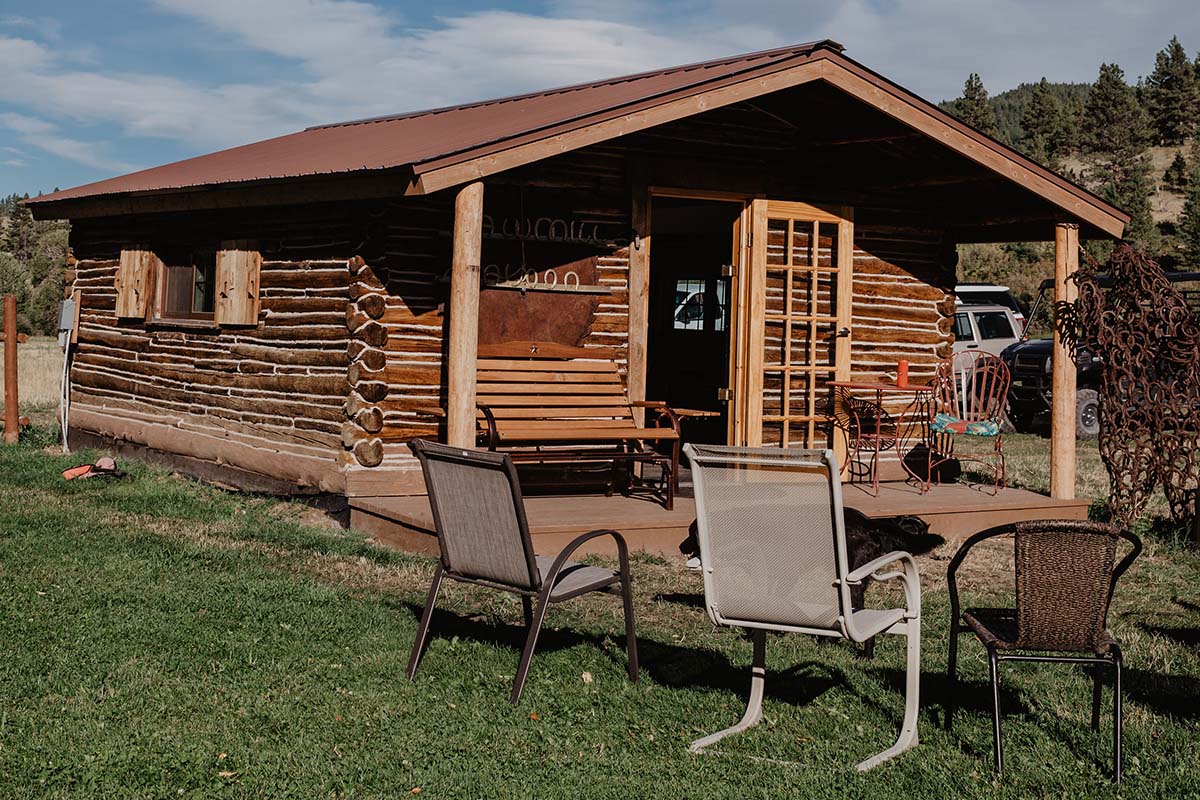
[214,248,262,326]
[114,249,160,319]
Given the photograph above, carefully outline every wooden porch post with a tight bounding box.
[447,181,484,448]
[1050,222,1079,499]
[627,172,650,425]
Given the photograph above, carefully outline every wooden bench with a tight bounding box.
[474,341,680,509]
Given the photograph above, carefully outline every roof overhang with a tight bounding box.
[404,51,1127,239]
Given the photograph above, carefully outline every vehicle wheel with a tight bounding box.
[1076,388,1100,439]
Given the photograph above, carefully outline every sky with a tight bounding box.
[1,0,1198,198]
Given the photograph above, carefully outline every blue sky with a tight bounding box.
[2,0,1199,198]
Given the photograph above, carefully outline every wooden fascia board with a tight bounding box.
[816,56,1129,239]
[412,56,831,195]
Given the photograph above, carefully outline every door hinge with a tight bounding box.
[748,231,753,249]
[717,387,734,402]
[721,264,736,278]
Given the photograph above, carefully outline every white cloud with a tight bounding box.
[0,112,136,172]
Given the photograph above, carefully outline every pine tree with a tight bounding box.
[1020,78,1066,166]
[953,73,997,135]
[1164,149,1189,190]
[1083,64,1159,252]
[1180,139,1200,266]
[1,195,36,263]
[1145,36,1198,145]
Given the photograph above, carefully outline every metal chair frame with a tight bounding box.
[926,351,1011,495]
[944,521,1142,782]
[406,439,638,704]
[684,443,922,771]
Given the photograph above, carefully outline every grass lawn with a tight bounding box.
[1,434,1198,798]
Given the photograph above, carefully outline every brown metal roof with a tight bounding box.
[29,41,838,204]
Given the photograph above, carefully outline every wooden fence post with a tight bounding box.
[2,295,20,444]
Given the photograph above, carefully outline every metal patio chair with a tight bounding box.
[945,520,1142,782]
[926,351,1011,494]
[684,443,922,771]
[406,439,638,704]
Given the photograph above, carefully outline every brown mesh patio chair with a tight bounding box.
[684,443,922,771]
[926,351,1011,494]
[406,439,638,704]
[945,520,1142,782]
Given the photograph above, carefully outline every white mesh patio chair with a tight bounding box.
[684,443,922,771]
[406,439,638,704]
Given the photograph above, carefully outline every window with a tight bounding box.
[953,312,975,341]
[975,311,1016,340]
[157,251,216,321]
[673,278,728,332]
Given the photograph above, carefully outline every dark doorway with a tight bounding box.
[646,197,742,445]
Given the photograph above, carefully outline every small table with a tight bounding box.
[827,381,934,496]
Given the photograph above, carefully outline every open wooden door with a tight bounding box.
[734,200,854,450]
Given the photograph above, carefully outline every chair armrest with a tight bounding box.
[845,551,921,631]
[847,550,917,584]
[540,528,631,601]
[630,401,680,434]
[945,523,1017,623]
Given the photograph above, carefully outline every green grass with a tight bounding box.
[1,436,1198,798]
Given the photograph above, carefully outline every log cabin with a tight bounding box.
[28,41,1126,538]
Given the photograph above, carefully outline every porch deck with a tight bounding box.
[350,480,1090,558]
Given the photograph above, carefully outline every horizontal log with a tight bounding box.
[352,405,384,433]
[354,321,389,348]
[348,362,440,386]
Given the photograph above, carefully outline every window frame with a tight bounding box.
[151,249,218,325]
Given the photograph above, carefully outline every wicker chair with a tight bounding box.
[926,351,1011,494]
[945,520,1142,781]
[406,439,638,704]
[684,443,922,771]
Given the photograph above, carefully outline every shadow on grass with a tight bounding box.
[386,600,606,668]
[1122,666,1200,721]
[652,592,704,609]
[636,636,845,708]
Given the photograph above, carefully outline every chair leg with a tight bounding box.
[1091,665,1104,731]
[989,646,1004,776]
[620,575,639,683]
[690,629,766,754]
[511,588,552,705]
[406,564,445,680]
[945,616,960,731]
[1113,646,1123,783]
[521,596,533,628]
[856,617,921,771]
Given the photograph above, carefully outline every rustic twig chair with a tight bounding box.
[926,351,1011,494]
[684,443,922,771]
[406,439,638,704]
[945,520,1142,782]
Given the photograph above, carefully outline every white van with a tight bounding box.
[952,304,1021,357]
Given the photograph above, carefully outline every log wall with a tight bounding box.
[67,205,366,492]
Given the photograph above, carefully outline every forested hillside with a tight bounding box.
[940,35,1200,308]
[0,195,70,335]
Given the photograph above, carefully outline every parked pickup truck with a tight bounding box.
[1000,271,1200,438]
